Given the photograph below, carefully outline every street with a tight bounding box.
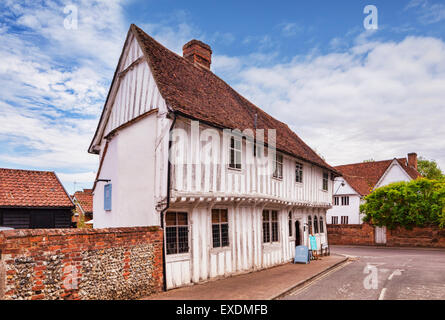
[281,246,445,300]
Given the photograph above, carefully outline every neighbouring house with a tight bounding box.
[0,168,74,229]
[88,24,338,289]
[71,188,93,227]
[327,153,421,225]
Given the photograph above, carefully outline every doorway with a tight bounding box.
[295,220,301,246]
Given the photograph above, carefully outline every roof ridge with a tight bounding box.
[335,158,396,168]
[0,167,54,174]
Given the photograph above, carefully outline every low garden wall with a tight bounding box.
[327,224,445,248]
[0,226,163,300]
[327,223,375,246]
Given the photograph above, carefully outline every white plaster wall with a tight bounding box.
[377,162,412,187]
[326,177,362,224]
[94,113,160,228]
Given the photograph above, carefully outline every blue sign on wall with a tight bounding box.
[309,235,317,250]
[294,245,309,264]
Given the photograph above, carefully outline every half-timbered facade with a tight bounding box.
[89,24,338,289]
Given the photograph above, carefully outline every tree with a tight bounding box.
[360,178,445,229]
[417,157,444,180]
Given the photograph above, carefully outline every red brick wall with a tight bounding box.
[327,223,375,246]
[0,227,163,300]
[386,226,445,248]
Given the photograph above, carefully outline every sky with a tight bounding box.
[1,0,445,194]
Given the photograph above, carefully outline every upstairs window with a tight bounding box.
[263,210,279,243]
[322,172,329,191]
[331,216,338,224]
[165,212,189,255]
[229,136,242,170]
[212,209,229,248]
[104,184,112,211]
[296,162,303,183]
[341,196,350,206]
[273,153,283,179]
[334,196,340,206]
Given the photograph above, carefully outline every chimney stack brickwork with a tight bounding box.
[408,152,418,170]
[183,39,212,69]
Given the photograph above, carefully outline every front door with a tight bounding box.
[295,220,301,246]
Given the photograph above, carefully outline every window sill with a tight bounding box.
[165,252,190,263]
[210,247,231,254]
[227,166,242,173]
[272,176,283,181]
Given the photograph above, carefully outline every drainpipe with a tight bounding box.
[159,107,177,292]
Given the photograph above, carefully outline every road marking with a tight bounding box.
[388,269,403,280]
[288,261,353,297]
[378,288,387,300]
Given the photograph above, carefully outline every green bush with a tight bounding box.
[360,178,445,229]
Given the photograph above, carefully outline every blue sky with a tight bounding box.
[1,0,445,194]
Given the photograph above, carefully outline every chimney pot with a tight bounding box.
[183,39,212,70]
[408,153,418,170]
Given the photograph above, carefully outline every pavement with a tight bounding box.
[144,254,348,300]
[282,245,445,300]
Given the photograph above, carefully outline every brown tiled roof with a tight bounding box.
[0,168,74,208]
[72,189,93,214]
[335,158,422,196]
[129,24,336,173]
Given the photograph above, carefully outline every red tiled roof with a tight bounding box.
[125,25,336,173]
[335,158,422,196]
[0,168,74,208]
[72,189,93,214]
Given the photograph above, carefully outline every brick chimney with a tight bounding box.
[183,40,212,70]
[408,152,418,170]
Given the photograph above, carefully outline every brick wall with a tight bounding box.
[0,227,163,300]
[327,223,375,246]
[387,226,445,248]
[327,224,445,248]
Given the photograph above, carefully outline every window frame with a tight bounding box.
[341,216,349,225]
[314,216,319,234]
[319,216,324,233]
[288,212,293,238]
[308,215,313,234]
[229,135,242,170]
[295,162,303,184]
[332,216,338,224]
[322,172,329,191]
[341,196,350,206]
[211,209,230,249]
[165,211,189,255]
[263,210,280,244]
[334,196,340,206]
[273,153,283,180]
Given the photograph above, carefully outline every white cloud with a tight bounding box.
[225,36,445,169]
[406,0,445,24]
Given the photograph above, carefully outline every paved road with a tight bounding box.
[282,246,445,300]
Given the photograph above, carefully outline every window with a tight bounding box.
[229,136,242,169]
[288,212,292,237]
[263,210,279,243]
[332,216,338,224]
[341,216,349,224]
[308,216,313,234]
[341,196,350,206]
[295,162,303,183]
[334,196,340,206]
[212,209,229,248]
[322,172,329,191]
[165,212,189,255]
[273,153,283,179]
[104,184,112,211]
[320,216,324,233]
[314,216,319,234]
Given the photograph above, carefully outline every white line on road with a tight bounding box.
[378,288,387,300]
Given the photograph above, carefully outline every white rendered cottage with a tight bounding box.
[327,153,421,225]
[89,24,338,289]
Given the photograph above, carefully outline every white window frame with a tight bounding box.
[229,136,242,170]
[295,162,303,183]
[273,153,283,180]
